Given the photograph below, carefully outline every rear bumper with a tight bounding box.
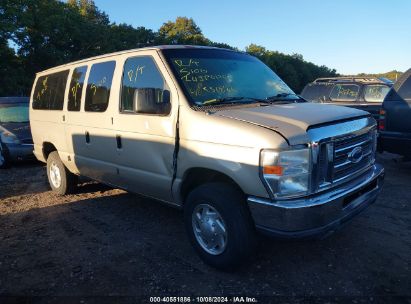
[379,131,411,157]
[247,164,385,238]
[5,143,35,161]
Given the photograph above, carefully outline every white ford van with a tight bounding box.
[30,46,384,269]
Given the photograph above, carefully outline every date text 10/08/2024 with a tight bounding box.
[149,296,258,303]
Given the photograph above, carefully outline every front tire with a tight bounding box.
[0,143,10,169]
[184,182,257,270]
[47,151,77,195]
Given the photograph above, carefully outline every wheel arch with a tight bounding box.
[42,142,58,161]
[179,167,245,204]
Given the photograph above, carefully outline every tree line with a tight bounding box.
[0,0,339,96]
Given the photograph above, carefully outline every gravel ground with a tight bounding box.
[0,154,410,302]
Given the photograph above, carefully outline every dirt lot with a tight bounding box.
[0,154,410,302]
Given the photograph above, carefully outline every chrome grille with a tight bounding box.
[332,130,375,183]
[308,117,377,193]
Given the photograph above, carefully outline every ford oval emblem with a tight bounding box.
[348,146,363,164]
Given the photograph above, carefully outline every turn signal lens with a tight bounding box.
[260,148,310,198]
[263,165,283,175]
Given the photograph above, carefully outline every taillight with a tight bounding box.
[379,109,386,131]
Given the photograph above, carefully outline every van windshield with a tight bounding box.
[163,49,298,106]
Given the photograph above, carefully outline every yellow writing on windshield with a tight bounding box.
[174,59,200,67]
[188,83,235,97]
[175,59,230,83]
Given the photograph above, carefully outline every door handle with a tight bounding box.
[85,131,90,144]
[116,135,122,149]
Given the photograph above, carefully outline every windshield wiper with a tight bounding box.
[266,93,302,102]
[202,96,270,106]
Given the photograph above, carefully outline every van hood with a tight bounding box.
[214,102,369,145]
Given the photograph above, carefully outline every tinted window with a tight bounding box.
[121,56,170,114]
[301,83,334,102]
[68,66,87,111]
[33,70,69,110]
[364,85,390,103]
[329,84,359,101]
[85,61,116,112]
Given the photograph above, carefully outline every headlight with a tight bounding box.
[1,131,20,144]
[260,148,311,199]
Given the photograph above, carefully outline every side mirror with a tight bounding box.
[134,88,171,115]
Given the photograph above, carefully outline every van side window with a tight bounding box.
[120,56,170,114]
[68,66,87,111]
[33,70,69,110]
[85,61,116,112]
[329,84,359,102]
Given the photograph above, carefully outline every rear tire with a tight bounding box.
[46,151,77,195]
[184,182,257,270]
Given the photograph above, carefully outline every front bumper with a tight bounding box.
[247,164,385,238]
[5,143,35,162]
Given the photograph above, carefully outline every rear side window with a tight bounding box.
[364,85,390,103]
[33,70,69,110]
[68,66,87,111]
[85,61,116,112]
[120,56,170,114]
[330,84,359,101]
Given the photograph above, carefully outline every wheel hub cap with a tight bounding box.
[50,162,62,188]
[192,204,227,255]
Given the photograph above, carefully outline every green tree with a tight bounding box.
[246,43,338,92]
[0,0,341,96]
[158,17,210,45]
[0,0,154,94]
[106,23,156,52]
[0,40,26,96]
[67,0,109,25]
[245,44,267,57]
[355,70,403,82]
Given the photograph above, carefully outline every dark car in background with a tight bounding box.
[379,69,411,158]
[0,97,34,168]
[301,77,391,120]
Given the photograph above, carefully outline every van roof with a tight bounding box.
[38,45,236,74]
[313,77,387,84]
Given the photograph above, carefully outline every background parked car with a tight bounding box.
[0,97,34,168]
[379,68,411,158]
[300,77,392,120]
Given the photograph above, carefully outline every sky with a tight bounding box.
[93,0,410,75]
